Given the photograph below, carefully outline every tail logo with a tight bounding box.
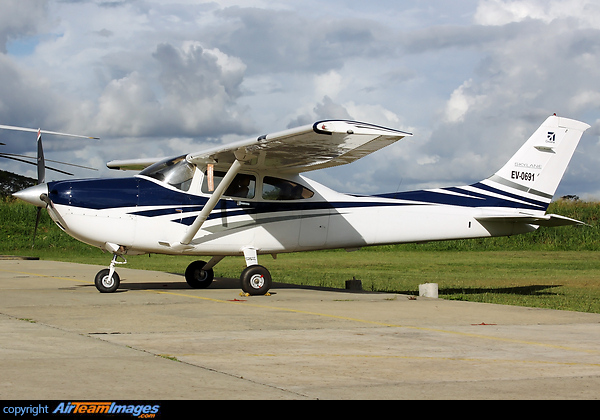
[547,132,556,143]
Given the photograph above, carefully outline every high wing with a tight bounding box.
[107,120,412,172]
[188,120,412,172]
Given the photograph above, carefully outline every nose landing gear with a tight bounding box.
[94,253,127,293]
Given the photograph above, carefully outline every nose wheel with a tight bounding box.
[94,253,126,293]
[94,268,120,293]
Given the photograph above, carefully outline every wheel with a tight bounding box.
[94,269,120,293]
[185,260,214,289]
[240,265,272,296]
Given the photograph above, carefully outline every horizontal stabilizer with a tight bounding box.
[476,213,587,227]
[107,157,163,171]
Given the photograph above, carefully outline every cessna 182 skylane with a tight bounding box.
[8,115,590,295]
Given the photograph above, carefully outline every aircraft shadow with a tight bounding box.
[77,280,560,297]
[393,284,562,297]
[107,276,363,294]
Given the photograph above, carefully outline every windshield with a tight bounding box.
[139,155,195,191]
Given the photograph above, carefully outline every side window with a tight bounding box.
[262,176,314,200]
[201,171,256,199]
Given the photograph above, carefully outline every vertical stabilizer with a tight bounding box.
[484,115,590,207]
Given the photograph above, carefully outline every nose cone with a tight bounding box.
[13,183,49,208]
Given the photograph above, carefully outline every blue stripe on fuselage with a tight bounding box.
[375,183,547,211]
[47,177,547,224]
[175,200,415,226]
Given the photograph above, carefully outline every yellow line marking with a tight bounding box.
[0,269,93,284]
[4,269,600,356]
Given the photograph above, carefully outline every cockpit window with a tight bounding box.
[139,155,195,192]
[262,176,314,200]
[201,170,256,200]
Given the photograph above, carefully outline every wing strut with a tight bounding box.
[179,159,244,246]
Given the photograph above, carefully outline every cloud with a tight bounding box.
[0,0,49,53]
[93,42,254,138]
[474,0,600,27]
[443,79,485,123]
[386,1,600,198]
[209,6,385,75]
[0,51,93,160]
[0,0,599,200]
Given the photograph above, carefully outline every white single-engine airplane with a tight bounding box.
[6,115,590,295]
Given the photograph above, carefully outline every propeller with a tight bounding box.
[32,130,44,246]
[0,125,98,177]
[0,152,98,175]
[0,124,99,247]
[36,129,44,184]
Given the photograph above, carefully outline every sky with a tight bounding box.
[1,0,600,199]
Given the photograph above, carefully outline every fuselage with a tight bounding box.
[41,167,545,257]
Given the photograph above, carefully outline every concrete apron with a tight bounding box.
[1,260,600,400]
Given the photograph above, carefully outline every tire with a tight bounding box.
[95,269,120,293]
[240,265,272,296]
[185,260,214,289]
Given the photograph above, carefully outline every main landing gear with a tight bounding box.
[94,248,273,296]
[239,265,272,296]
[184,249,273,296]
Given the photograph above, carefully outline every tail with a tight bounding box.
[475,115,590,227]
[485,115,589,206]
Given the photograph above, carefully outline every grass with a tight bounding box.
[2,196,600,313]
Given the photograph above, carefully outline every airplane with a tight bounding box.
[6,115,590,296]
